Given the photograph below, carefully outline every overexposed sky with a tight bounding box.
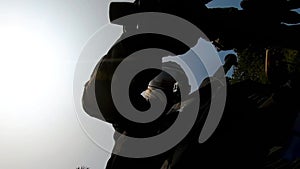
[0,0,113,168]
[0,0,249,168]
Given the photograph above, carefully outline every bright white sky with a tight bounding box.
[0,0,112,168]
[3,0,295,168]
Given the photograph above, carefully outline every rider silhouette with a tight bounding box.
[82,0,300,168]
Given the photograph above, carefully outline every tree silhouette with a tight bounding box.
[76,166,89,169]
[232,47,300,85]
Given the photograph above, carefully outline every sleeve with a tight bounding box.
[82,61,105,121]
